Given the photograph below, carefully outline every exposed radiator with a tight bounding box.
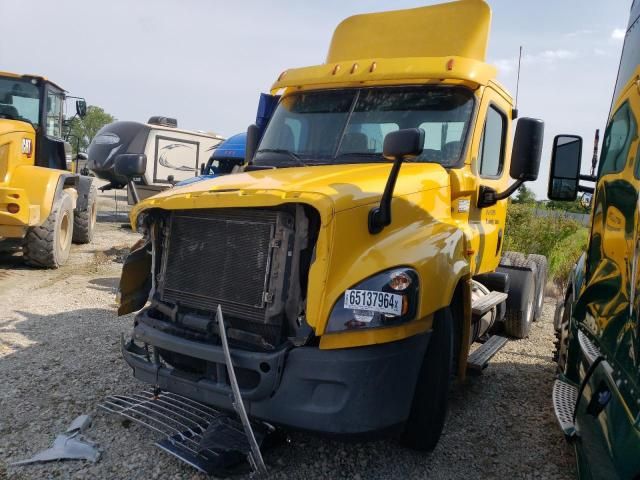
[158,208,295,343]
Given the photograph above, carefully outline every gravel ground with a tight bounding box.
[0,188,576,479]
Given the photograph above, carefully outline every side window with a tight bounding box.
[45,90,63,138]
[600,102,637,177]
[478,106,506,177]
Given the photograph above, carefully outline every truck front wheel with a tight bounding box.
[23,192,74,268]
[400,307,453,451]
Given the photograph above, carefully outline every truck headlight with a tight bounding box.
[326,268,419,333]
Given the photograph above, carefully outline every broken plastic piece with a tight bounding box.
[66,414,93,434]
[11,419,100,467]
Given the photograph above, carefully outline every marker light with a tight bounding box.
[7,203,19,214]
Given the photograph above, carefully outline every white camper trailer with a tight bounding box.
[88,116,224,202]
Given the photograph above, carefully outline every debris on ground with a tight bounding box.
[11,415,100,466]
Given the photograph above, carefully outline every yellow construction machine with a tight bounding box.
[0,71,97,268]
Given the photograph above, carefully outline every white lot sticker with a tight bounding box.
[344,289,402,316]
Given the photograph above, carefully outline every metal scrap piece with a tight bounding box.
[217,304,268,476]
[11,415,100,466]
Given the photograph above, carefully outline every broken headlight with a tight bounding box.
[325,268,419,333]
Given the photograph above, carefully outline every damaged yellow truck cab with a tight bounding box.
[118,1,545,449]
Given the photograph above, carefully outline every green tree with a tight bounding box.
[67,106,115,154]
[512,184,536,204]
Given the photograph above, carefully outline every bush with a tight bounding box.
[503,203,588,291]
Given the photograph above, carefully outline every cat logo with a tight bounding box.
[21,138,32,157]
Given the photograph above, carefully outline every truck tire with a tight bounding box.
[553,292,572,374]
[23,192,74,268]
[500,250,526,266]
[400,307,453,451]
[527,254,548,321]
[72,183,97,244]
[503,257,536,338]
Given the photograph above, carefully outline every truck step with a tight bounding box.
[467,335,508,372]
[552,379,578,438]
[99,389,276,476]
[472,290,508,317]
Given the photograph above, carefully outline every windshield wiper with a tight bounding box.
[256,149,308,167]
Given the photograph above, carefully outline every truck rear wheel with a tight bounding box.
[527,254,548,321]
[23,192,74,268]
[503,256,536,339]
[400,307,453,451]
[72,183,97,244]
[501,250,526,266]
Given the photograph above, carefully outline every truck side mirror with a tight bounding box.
[382,128,425,160]
[246,124,260,163]
[548,135,583,201]
[478,118,544,209]
[510,117,544,181]
[369,128,425,234]
[114,153,147,178]
[114,154,147,204]
[76,100,87,119]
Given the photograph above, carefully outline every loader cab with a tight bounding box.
[0,73,86,171]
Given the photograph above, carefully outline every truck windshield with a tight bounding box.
[255,86,474,168]
[0,77,41,127]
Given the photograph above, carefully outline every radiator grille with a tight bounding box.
[160,209,279,322]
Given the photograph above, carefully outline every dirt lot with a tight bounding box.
[0,189,576,479]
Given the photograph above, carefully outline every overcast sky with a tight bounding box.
[0,0,632,198]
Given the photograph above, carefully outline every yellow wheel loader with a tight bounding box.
[0,71,97,268]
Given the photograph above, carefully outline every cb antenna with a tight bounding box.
[513,46,523,119]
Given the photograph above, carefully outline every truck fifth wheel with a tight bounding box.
[116,0,546,451]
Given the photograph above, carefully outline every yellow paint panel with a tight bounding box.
[272,56,497,92]
[327,1,491,63]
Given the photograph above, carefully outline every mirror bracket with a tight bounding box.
[477,179,524,208]
[368,128,424,235]
[368,157,403,234]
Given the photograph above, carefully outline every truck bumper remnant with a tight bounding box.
[123,320,430,435]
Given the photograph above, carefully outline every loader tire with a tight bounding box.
[527,254,548,321]
[400,307,453,452]
[23,192,74,268]
[504,256,536,339]
[72,183,97,244]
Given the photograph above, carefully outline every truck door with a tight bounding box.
[469,87,511,274]
[573,81,640,480]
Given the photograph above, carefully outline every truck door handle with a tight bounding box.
[586,382,612,417]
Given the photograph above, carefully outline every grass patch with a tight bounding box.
[504,203,588,292]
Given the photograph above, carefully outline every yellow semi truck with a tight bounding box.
[116,1,547,452]
[0,71,97,267]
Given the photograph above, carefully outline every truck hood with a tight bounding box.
[132,163,449,222]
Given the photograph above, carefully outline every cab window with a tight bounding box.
[45,89,64,138]
[599,102,637,177]
[478,106,506,177]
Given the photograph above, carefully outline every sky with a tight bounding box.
[0,0,632,198]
